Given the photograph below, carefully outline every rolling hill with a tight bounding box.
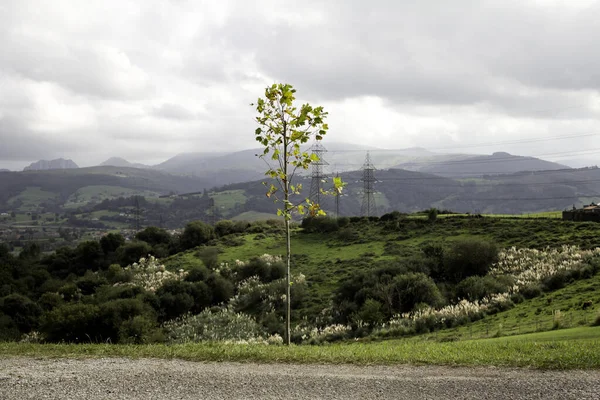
[394,152,570,178]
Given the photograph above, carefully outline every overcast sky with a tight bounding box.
[2,0,600,170]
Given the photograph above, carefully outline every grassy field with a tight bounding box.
[165,216,600,319]
[7,187,58,212]
[231,211,278,221]
[211,190,247,214]
[419,274,600,342]
[2,326,599,369]
[63,185,160,209]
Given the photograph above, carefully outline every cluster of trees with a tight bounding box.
[332,238,501,326]
[0,218,293,343]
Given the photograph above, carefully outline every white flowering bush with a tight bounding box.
[375,245,600,336]
[229,272,306,316]
[491,245,600,289]
[121,255,187,292]
[234,253,283,268]
[163,308,270,344]
[292,321,352,344]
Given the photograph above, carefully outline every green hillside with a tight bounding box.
[165,216,600,325]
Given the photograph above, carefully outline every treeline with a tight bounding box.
[0,218,287,343]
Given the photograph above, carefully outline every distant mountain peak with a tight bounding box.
[23,158,78,171]
[100,157,149,169]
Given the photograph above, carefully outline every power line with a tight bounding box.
[326,131,600,153]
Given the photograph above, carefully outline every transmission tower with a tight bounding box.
[361,152,378,217]
[134,196,142,232]
[335,171,341,218]
[309,140,328,206]
[208,197,216,226]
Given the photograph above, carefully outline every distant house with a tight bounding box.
[562,202,600,222]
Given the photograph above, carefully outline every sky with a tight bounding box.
[2,0,600,170]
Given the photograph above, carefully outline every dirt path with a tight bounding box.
[1,357,599,399]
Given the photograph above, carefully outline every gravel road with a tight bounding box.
[1,357,599,399]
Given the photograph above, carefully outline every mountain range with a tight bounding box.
[18,141,586,183]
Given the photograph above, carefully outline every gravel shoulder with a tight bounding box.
[1,357,599,400]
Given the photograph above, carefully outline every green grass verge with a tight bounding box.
[422,274,600,342]
[2,327,600,369]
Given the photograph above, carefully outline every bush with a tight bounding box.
[185,266,210,283]
[0,294,42,333]
[97,298,155,342]
[37,292,63,311]
[41,303,101,343]
[100,233,125,255]
[118,315,158,344]
[455,275,511,302]
[206,274,234,305]
[353,298,384,326]
[196,247,219,269]
[180,221,215,251]
[301,217,339,233]
[135,227,171,247]
[542,269,573,291]
[520,283,543,299]
[235,256,285,284]
[163,308,266,343]
[116,241,152,267]
[0,314,20,341]
[214,220,239,237]
[442,238,498,283]
[392,273,443,313]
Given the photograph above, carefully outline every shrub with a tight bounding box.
[180,221,215,250]
[41,303,101,343]
[214,220,236,237]
[100,233,125,255]
[118,315,158,344]
[135,227,170,247]
[163,308,267,343]
[97,298,155,342]
[0,314,20,341]
[37,292,63,311]
[301,217,339,233]
[196,247,219,269]
[542,269,573,291]
[0,294,42,333]
[185,266,210,283]
[442,238,498,283]
[116,241,152,267]
[206,274,234,305]
[392,273,443,313]
[234,255,285,284]
[353,298,385,327]
[75,271,108,296]
[520,283,543,299]
[455,275,512,302]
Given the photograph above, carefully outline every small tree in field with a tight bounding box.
[253,83,343,345]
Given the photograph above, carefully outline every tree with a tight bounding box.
[135,227,171,247]
[253,83,344,344]
[442,238,498,283]
[180,221,214,251]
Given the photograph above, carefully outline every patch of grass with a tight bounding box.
[231,211,277,221]
[2,327,600,369]
[211,190,247,215]
[424,273,600,342]
[8,187,58,212]
[63,185,160,209]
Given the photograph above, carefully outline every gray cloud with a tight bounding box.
[2,0,600,170]
[151,103,198,120]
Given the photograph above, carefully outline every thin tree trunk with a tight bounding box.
[285,217,291,345]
